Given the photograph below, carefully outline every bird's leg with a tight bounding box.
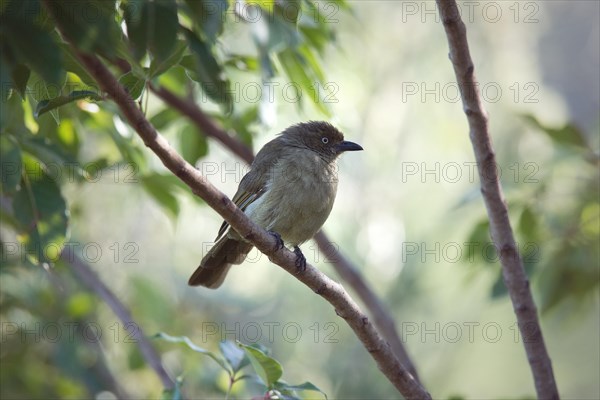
[293,246,307,272]
[268,231,285,251]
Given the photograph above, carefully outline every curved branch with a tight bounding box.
[434,0,559,398]
[64,49,430,399]
[61,246,175,391]
[151,84,421,382]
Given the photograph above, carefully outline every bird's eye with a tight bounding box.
[321,137,329,144]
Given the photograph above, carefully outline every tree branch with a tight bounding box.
[61,246,175,391]
[60,47,430,399]
[149,85,254,164]
[313,231,420,381]
[435,1,559,398]
[150,83,421,382]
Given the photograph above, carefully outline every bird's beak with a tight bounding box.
[336,140,363,153]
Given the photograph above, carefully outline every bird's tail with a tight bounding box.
[188,237,253,288]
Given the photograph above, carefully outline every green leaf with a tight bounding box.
[539,250,600,313]
[35,90,102,119]
[490,271,507,299]
[12,154,68,265]
[298,0,337,54]
[149,40,187,79]
[183,0,229,42]
[44,0,120,56]
[1,52,12,101]
[154,332,230,373]
[27,71,64,102]
[11,64,30,99]
[27,72,67,125]
[224,55,260,72]
[124,0,179,63]
[0,17,65,87]
[149,108,180,131]
[249,5,300,53]
[59,43,97,87]
[522,114,589,150]
[180,125,208,165]
[18,133,78,171]
[219,340,249,373]
[274,381,328,400]
[1,91,27,135]
[118,72,145,100]
[278,48,330,116]
[0,135,22,194]
[518,206,538,242]
[141,173,181,218]
[238,342,283,388]
[181,29,232,110]
[464,219,494,265]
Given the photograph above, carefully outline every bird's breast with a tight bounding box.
[247,154,339,246]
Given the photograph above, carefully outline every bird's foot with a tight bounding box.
[293,246,307,272]
[268,231,285,251]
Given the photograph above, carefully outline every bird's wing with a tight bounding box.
[215,171,267,242]
[213,138,284,241]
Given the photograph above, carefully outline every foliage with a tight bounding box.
[0,0,347,398]
[155,334,327,399]
[0,0,346,261]
[463,115,599,310]
[1,0,597,398]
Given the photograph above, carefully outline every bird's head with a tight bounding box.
[281,121,363,161]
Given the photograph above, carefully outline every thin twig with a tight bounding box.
[61,246,175,391]
[62,47,430,398]
[151,83,420,381]
[435,0,559,398]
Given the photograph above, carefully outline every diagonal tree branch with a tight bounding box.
[435,0,559,398]
[51,42,431,398]
[149,83,421,382]
[0,196,175,393]
[312,231,419,381]
[149,85,254,164]
[61,246,175,391]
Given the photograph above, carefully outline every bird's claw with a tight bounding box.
[293,246,307,272]
[268,231,285,251]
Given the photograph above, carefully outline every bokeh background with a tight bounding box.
[1,1,599,399]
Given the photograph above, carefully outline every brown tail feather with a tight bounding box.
[188,237,253,288]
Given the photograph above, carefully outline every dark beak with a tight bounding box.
[336,140,363,153]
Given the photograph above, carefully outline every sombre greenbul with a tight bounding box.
[189,121,363,288]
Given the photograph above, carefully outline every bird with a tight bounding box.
[188,121,363,288]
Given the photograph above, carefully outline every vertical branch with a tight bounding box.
[434,0,559,398]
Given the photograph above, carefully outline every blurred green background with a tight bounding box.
[1,0,598,399]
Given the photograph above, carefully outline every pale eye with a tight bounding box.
[321,137,329,144]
